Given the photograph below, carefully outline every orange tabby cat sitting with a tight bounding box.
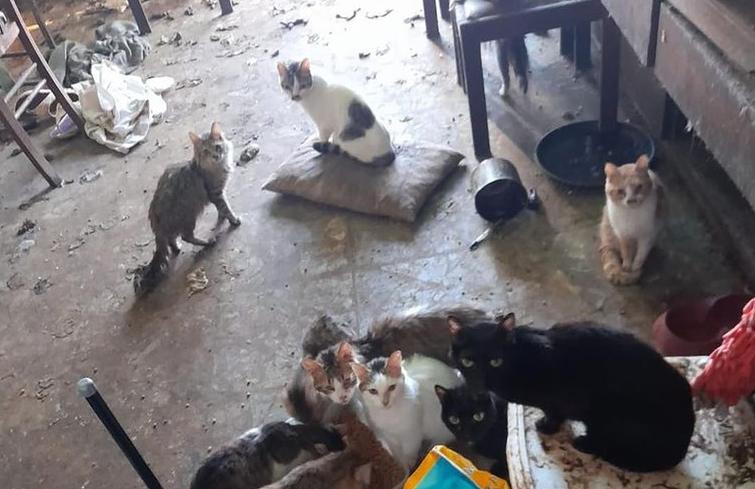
[599,155,663,285]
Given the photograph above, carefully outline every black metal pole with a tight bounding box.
[599,15,620,136]
[77,378,164,489]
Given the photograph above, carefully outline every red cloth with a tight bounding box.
[692,298,755,406]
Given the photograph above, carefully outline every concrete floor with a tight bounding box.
[0,0,746,488]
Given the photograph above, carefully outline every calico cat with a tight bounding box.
[264,412,404,489]
[277,58,395,166]
[284,306,491,424]
[449,314,695,472]
[435,385,509,478]
[189,421,344,489]
[599,155,663,285]
[351,351,464,470]
[133,122,241,296]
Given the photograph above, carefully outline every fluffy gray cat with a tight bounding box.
[133,122,241,296]
[189,421,345,489]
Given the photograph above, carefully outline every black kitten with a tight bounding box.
[449,314,695,473]
[435,385,509,478]
[190,421,345,489]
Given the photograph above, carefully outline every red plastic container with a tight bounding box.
[652,294,752,356]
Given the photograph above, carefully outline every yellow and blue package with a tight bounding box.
[404,445,509,489]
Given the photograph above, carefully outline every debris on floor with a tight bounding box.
[16,219,36,236]
[185,6,194,16]
[366,9,393,19]
[186,268,210,297]
[79,169,103,184]
[238,142,260,165]
[280,18,307,29]
[336,9,360,21]
[6,272,24,290]
[32,277,52,295]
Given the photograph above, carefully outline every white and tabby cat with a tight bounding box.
[277,58,395,166]
[351,351,464,470]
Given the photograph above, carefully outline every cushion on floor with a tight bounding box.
[262,139,464,222]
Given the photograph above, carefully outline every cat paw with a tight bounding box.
[229,216,242,227]
[535,415,563,435]
[498,83,510,98]
[572,435,596,454]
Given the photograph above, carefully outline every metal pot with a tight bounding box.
[471,158,529,222]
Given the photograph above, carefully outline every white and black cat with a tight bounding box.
[351,351,464,470]
[449,314,695,472]
[435,385,509,478]
[277,58,395,166]
[189,421,344,489]
[284,306,491,425]
[133,122,240,296]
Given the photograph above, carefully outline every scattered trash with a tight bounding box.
[399,116,413,122]
[270,49,280,58]
[376,46,390,56]
[10,148,21,157]
[68,238,85,252]
[184,6,194,16]
[145,76,175,93]
[16,219,36,236]
[280,18,307,29]
[50,114,79,139]
[404,14,425,23]
[35,378,55,400]
[79,169,103,184]
[469,222,501,251]
[366,9,393,19]
[271,5,286,16]
[17,239,36,253]
[336,9,360,21]
[176,78,203,90]
[358,52,370,59]
[149,11,174,21]
[562,111,576,121]
[209,34,221,42]
[6,272,24,290]
[186,268,209,296]
[159,32,183,47]
[202,0,218,8]
[238,142,260,165]
[216,24,239,31]
[32,277,52,295]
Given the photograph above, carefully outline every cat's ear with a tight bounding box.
[276,62,288,79]
[604,162,618,177]
[301,358,326,384]
[353,463,372,486]
[351,362,369,383]
[386,351,402,378]
[635,154,650,171]
[336,341,354,363]
[448,317,463,337]
[188,131,200,145]
[434,385,448,401]
[210,121,222,140]
[496,312,516,331]
[299,58,311,76]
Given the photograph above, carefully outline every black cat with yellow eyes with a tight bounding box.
[434,384,509,478]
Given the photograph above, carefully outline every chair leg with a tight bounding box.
[574,21,591,70]
[127,0,151,35]
[29,0,55,48]
[460,33,491,160]
[438,0,450,21]
[5,0,85,132]
[219,0,233,15]
[452,11,464,89]
[599,16,620,135]
[423,0,440,39]
[0,99,62,187]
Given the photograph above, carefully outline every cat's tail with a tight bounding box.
[509,35,529,93]
[132,241,170,297]
[599,246,641,285]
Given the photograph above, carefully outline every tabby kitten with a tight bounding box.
[133,122,241,296]
[449,314,695,472]
[189,421,344,489]
[277,58,395,166]
[599,154,663,285]
[435,385,509,478]
[285,306,491,424]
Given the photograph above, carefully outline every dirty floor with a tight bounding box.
[0,0,746,488]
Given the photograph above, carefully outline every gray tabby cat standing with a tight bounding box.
[133,122,241,296]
